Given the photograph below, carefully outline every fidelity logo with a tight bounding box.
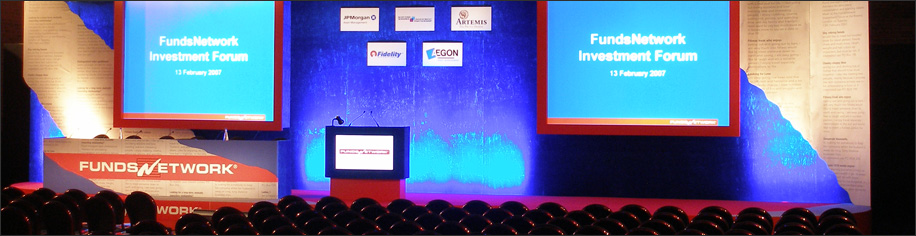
[78,158,238,177]
[370,50,402,58]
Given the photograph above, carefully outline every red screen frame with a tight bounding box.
[536,1,740,137]
[113,1,284,131]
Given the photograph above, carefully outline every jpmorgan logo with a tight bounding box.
[78,159,238,177]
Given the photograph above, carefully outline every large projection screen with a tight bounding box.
[113,1,283,131]
[537,1,740,136]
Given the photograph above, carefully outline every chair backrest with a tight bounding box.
[537,202,568,219]
[84,196,116,234]
[699,206,734,228]
[1,205,33,235]
[565,210,597,226]
[95,190,125,226]
[38,201,75,235]
[482,223,519,235]
[259,214,294,234]
[247,201,277,221]
[343,218,379,235]
[51,194,82,232]
[434,220,470,235]
[582,203,612,219]
[271,224,304,235]
[499,201,529,216]
[127,219,170,235]
[8,198,41,233]
[738,207,773,227]
[439,206,470,222]
[178,221,216,235]
[278,195,308,212]
[546,216,579,234]
[210,206,243,227]
[528,224,564,235]
[521,208,554,225]
[686,220,725,235]
[501,215,535,235]
[301,217,336,235]
[608,210,641,230]
[482,207,514,224]
[425,199,453,214]
[373,212,405,231]
[386,198,415,215]
[125,191,157,225]
[650,212,687,232]
[388,220,424,235]
[315,196,344,212]
[331,210,363,227]
[283,201,311,219]
[350,197,380,212]
[459,214,493,234]
[654,205,690,227]
[640,218,676,235]
[415,212,445,231]
[359,204,389,221]
[591,218,628,235]
[462,200,492,215]
[216,213,250,234]
[619,204,652,223]
[573,225,609,235]
[32,188,57,203]
[174,213,209,235]
[401,205,431,222]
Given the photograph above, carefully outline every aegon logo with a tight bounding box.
[78,159,237,177]
[158,205,200,215]
[344,15,376,21]
[425,48,460,59]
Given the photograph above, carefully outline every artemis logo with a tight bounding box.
[158,205,200,215]
[426,48,459,59]
[78,159,238,177]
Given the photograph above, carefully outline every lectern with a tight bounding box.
[325,126,409,203]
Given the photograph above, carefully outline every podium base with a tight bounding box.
[330,178,405,204]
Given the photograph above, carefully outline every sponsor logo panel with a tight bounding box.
[367,42,407,66]
[422,42,463,67]
[395,7,435,31]
[451,6,492,31]
[341,7,379,31]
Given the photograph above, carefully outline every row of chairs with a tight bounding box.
[182,195,862,235]
[2,186,863,235]
[1,186,161,235]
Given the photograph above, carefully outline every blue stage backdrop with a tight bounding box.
[49,1,850,203]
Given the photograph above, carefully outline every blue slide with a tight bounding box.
[546,1,732,127]
[122,1,275,122]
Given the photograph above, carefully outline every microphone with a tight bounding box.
[332,116,344,126]
[348,111,366,127]
[370,111,380,127]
